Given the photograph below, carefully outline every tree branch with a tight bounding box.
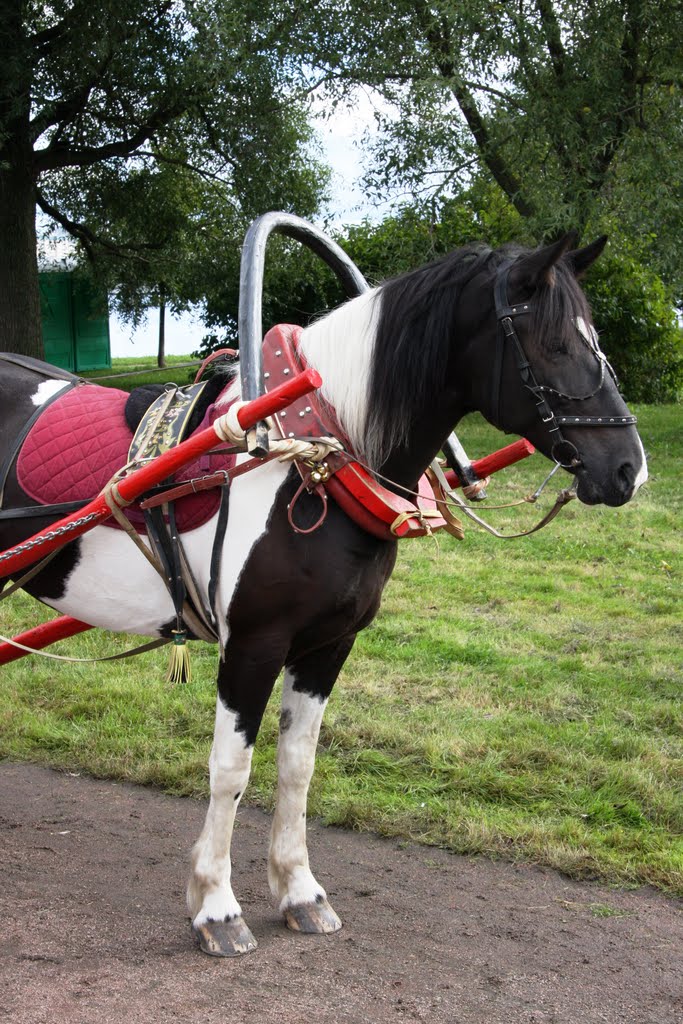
[31,72,102,142]
[535,0,566,79]
[413,3,536,219]
[36,190,164,262]
[29,1,93,55]
[34,100,187,172]
[593,1,643,183]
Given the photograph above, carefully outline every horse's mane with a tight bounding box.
[365,244,493,469]
[365,242,594,469]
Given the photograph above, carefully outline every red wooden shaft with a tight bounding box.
[0,368,323,579]
[444,438,535,489]
[115,367,322,503]
[237,368,322,426]
[0,616,92,665]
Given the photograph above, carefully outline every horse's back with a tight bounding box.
[0,353,77,430]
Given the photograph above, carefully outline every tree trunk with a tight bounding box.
[157,290,166,368]
[0,144,43,357]
[0,2,43,358]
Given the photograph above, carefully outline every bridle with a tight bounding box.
[491,261,637,469]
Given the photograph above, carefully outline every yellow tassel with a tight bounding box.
[167,630,192,684]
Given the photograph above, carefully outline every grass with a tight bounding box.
[85,354,200,390]
[0,402,681,895]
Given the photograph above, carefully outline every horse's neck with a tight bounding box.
[298,290,379,463]
[299,287,467,488]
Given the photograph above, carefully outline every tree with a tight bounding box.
[45,116,326,363]
[0,1,326,357]
[286,1,681,287]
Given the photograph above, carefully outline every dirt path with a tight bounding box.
[0,763,680,1024]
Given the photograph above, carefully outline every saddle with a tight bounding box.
[13,378,237,534]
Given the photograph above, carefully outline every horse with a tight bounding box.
[0,232,647,957]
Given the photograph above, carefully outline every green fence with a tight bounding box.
[40,272,111,372]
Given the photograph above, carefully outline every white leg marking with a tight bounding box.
[188,699,253,926]
[30,380,70,407]
[268,670,328,912]
[186,456,289,926]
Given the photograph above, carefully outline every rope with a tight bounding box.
[212,402,343,463]
[0,630,170,663]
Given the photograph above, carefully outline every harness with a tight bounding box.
[259,325,463,541]
[0,217,641,674]
[492,262,637,469]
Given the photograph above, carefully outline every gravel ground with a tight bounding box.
[0,762,680,1024]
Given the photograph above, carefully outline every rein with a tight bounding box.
[333,449,578,541]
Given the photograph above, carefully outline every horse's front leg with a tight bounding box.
[188,639,285,957]
[268,636,355,934]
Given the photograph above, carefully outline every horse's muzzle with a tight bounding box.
[575,457,647,507]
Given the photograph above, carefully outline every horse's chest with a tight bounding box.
[226,484,395,646]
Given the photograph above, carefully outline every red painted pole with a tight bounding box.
[444,438,535,489]
[0,368,322,580]
[0,616,92,665]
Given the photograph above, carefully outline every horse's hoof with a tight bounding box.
[193,916,258,957]
[284,897,342,934]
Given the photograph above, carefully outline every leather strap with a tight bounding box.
[0,352,80,381]
[554,415,637,426]
[0,500,87,519]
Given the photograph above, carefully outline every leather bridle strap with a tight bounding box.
[492,261,636,467]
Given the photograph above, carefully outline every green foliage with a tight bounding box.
[1,1,329,354]
[196,185,524,355]
[197,193,681,404]
[584,248,683,403]
[286,1,682,291]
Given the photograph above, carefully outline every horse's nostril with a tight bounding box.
[617,462,635,492]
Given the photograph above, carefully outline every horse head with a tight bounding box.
[463,234,647,507]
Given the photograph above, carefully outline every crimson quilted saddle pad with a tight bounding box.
[16,383,232,533]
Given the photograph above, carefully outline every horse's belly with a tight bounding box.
[36,525,177,634]
[37,459,290,640]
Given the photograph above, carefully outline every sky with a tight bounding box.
[110,94,393,359]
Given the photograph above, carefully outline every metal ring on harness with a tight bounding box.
[287,477,328,535]
[551,439,582,469]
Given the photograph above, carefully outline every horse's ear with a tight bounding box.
[509,232,579,291]
[566,235,608,277]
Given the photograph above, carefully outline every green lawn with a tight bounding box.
[85,354,200,390]
[1,403,681,894]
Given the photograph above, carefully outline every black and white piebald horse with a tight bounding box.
[0,234,647,956]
